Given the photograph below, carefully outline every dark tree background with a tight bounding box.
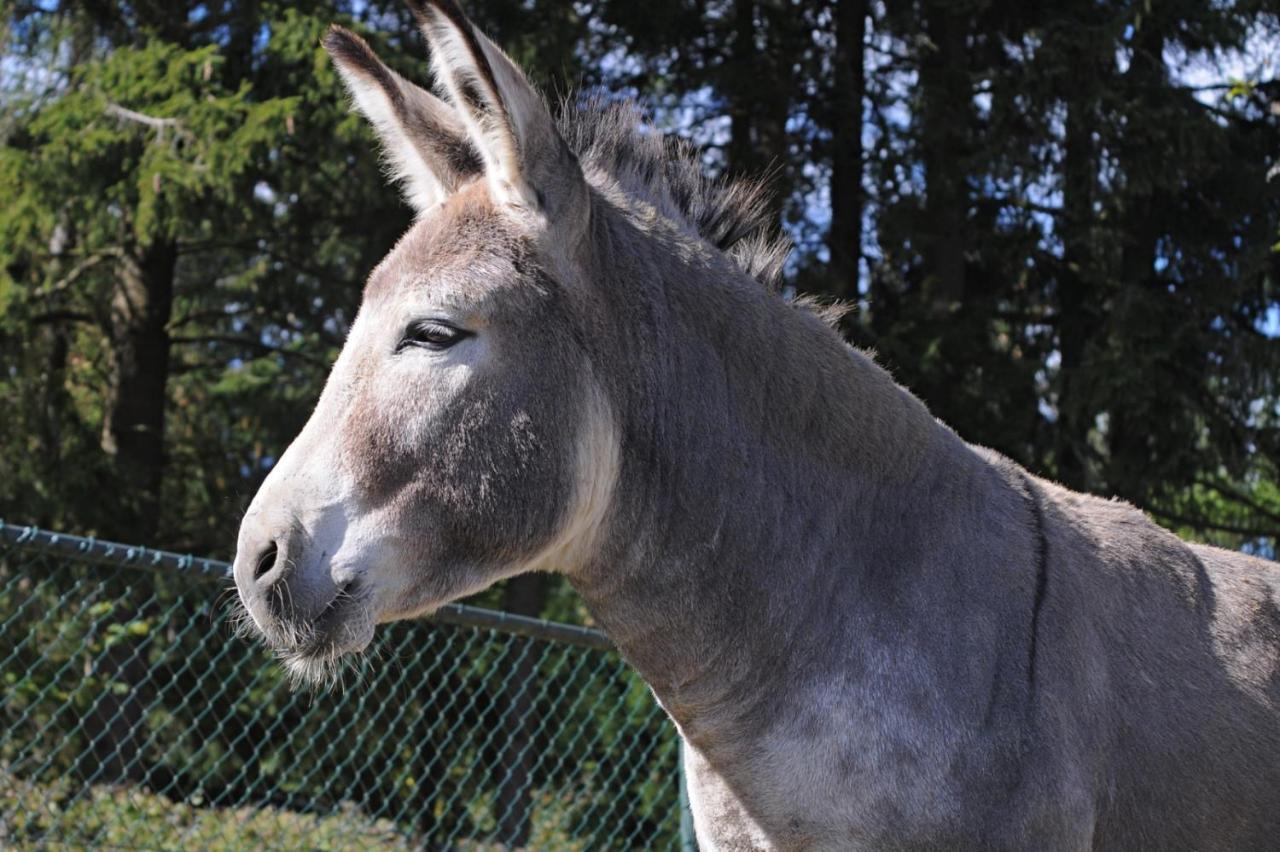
[3,0,1278,568]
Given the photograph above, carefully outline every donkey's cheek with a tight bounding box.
[346,384,573,599]
[337,366,477,507]
[428,414,574,566]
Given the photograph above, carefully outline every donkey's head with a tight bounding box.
[232,0,619,681]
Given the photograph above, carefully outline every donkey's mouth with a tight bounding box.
[315,579,358,627]
[303,580,368,646]
[276,579,376,682]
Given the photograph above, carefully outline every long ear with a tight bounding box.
[406,0,581,214]
[323,25,480,214]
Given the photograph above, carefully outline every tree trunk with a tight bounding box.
[1055,94,1100,492]
[89,237,176,786]
[726,0,762,180]
[492,573,547,848]
[918,0,969,310]
[37,224,74,526]
[101,239,176,540]
[724,0,792,224]
[1105,23,1165,501]
[828,0,867,300]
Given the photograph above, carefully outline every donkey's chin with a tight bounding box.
[235,589,377,689]
[277,610,376,688]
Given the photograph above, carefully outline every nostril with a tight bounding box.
[253,542,279,582]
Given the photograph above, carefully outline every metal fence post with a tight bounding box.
[678,738,697,851]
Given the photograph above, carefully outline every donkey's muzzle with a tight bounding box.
[233,524,338,644]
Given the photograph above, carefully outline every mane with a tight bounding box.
[555,95,792,292]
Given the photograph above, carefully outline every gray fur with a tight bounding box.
[233,3,1280,848]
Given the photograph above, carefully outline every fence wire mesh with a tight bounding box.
[0,522,682,850]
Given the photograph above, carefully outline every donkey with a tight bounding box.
[232,1,1280,848]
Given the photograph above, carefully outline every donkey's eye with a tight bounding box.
[398,319,470,352]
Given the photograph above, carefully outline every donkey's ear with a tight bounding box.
[407,0,580,214]
[323,25,480,214]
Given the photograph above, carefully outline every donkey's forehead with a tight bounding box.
[364,181,523,302]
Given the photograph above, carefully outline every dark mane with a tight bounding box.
[556,95,792,291]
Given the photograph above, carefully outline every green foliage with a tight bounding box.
[0,2,414,550]
[1,775,412,850]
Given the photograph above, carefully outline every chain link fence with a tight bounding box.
[0,521,688,849]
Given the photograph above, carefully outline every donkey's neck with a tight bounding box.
[570,232,1029,771]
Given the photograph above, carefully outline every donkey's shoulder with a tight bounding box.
[1188,542,1280,698]
[1037,478,1203,577]
[1036,479,1280,674]
[1025,480,1223,639]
